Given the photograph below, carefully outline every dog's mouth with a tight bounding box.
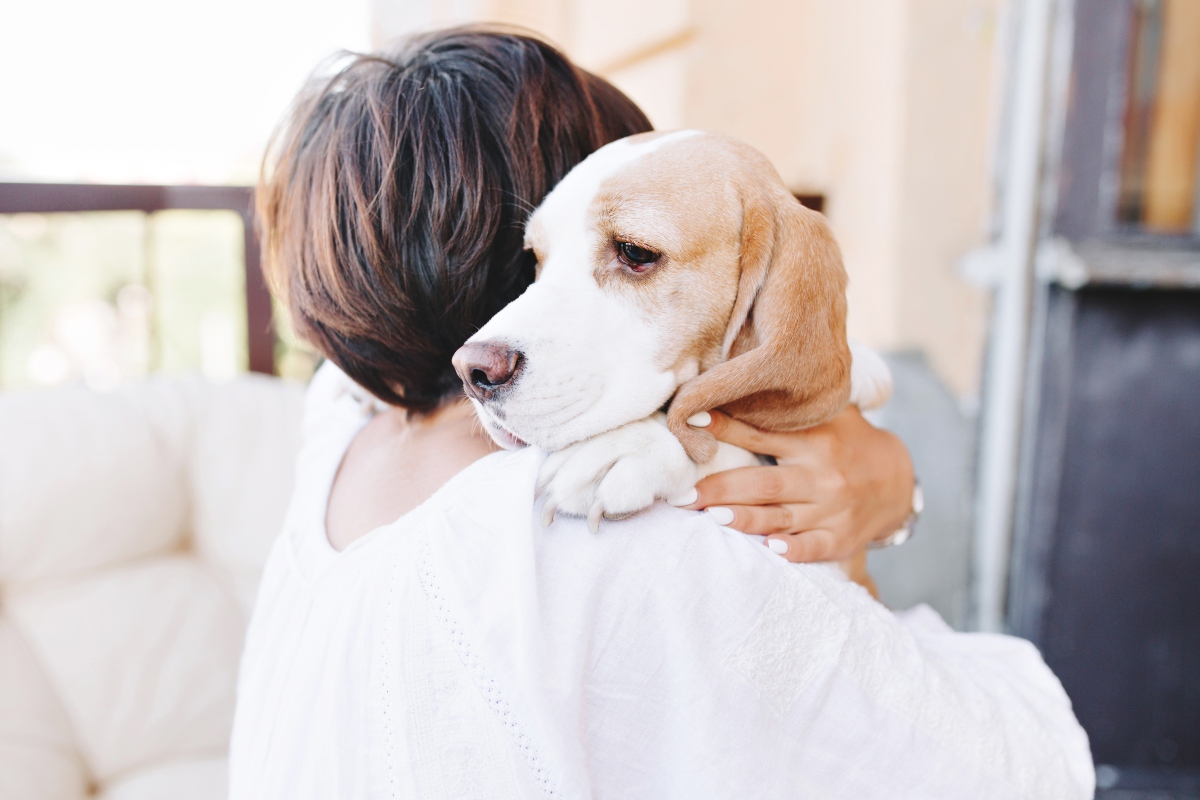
[472,404,529,450]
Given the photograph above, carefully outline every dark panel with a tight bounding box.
[1095,765,1200,798]
[1009,284,1077,641]
[1032,286,1200,768]
[792,193,825,214]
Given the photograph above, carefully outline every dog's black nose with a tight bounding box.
[452,341,522,401]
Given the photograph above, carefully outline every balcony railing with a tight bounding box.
[0,182,274,375]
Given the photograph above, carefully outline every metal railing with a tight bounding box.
[0,182,274,374]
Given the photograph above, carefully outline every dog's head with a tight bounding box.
[453,130,851,460]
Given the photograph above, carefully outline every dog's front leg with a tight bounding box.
[537,413,699,533]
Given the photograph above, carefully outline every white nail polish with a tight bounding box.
[668,487,698,506]
[687,411,712,428]
[767,538,789,555]
[707,506,735,526]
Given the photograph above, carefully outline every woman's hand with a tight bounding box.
[681,407,914,566]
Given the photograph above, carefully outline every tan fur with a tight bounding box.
[668,172,851,462]
[577,132,852,463]
[506,131,854,462]
[585,134,746,383]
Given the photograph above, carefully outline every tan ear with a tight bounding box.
[667,189,852,462]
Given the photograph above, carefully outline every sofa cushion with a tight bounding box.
[0,619,89,800]
[0,381,193,587]
[0,375,306,798]
[99,756,227,800]
[6,557,245,783]
[189,377,305,613]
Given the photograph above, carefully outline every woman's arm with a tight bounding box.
[681,407,915,564]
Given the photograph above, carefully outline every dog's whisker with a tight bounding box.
[503,397,594,426]
[516,387,602,413]
[522,393,594,416]
[469,413,489,440]
[506,403,592,436]
[545,403,593,427]
[517,381,599,402]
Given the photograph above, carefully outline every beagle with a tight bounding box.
[452,130,892,531]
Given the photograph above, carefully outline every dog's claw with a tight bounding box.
[541,502,557,528]
[587,502,604,534]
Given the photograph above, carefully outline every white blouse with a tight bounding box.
[228,363,1094,800]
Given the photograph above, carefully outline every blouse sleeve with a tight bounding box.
[892,603,1096,797]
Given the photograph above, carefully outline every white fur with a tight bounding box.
[466,132,893,526]
[536,355,889,528]
[469,132,701,453]
[536,413,763,529]
[849,340,893,411]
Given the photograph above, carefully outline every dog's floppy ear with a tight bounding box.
[667,185,852,462]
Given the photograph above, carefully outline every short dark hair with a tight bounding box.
[258,27,653,413]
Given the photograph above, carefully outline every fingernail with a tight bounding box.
[668,487,698,506]
[707,506,735,526]
[766,538,789,555]
[687,411,712,428]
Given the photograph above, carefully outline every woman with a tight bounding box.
[230,27,1092,798]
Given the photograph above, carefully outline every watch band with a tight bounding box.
[869,481,923,550]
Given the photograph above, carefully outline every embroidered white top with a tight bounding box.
[228,363,1095,800]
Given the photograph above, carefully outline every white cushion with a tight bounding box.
[7,557,244,782]
[100,757,228,800]
[0,381,192,587]
[0,619,89,800]
[0,375,305,798]
[189,379,306,613]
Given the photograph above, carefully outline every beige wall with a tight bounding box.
[373,0,999,396]
[684,0,910,369]
[893,1,996,395]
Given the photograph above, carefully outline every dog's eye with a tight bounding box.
[616,241,661,272]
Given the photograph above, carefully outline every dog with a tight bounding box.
[452,130,891,532]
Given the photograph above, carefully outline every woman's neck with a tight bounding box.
[325,398,500,551]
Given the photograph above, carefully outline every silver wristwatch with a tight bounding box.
[869,481,923,550]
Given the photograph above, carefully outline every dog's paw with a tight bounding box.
[849,339,893,411]
[538,415,698,533]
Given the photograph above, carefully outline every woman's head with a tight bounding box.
[259,27,652,412]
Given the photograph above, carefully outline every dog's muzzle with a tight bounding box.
[452,340,522,402]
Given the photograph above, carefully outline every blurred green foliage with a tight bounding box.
[0,210,282,390]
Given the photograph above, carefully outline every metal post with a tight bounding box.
[971,0,1058,632]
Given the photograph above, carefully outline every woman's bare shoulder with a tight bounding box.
[325,401,498,551]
